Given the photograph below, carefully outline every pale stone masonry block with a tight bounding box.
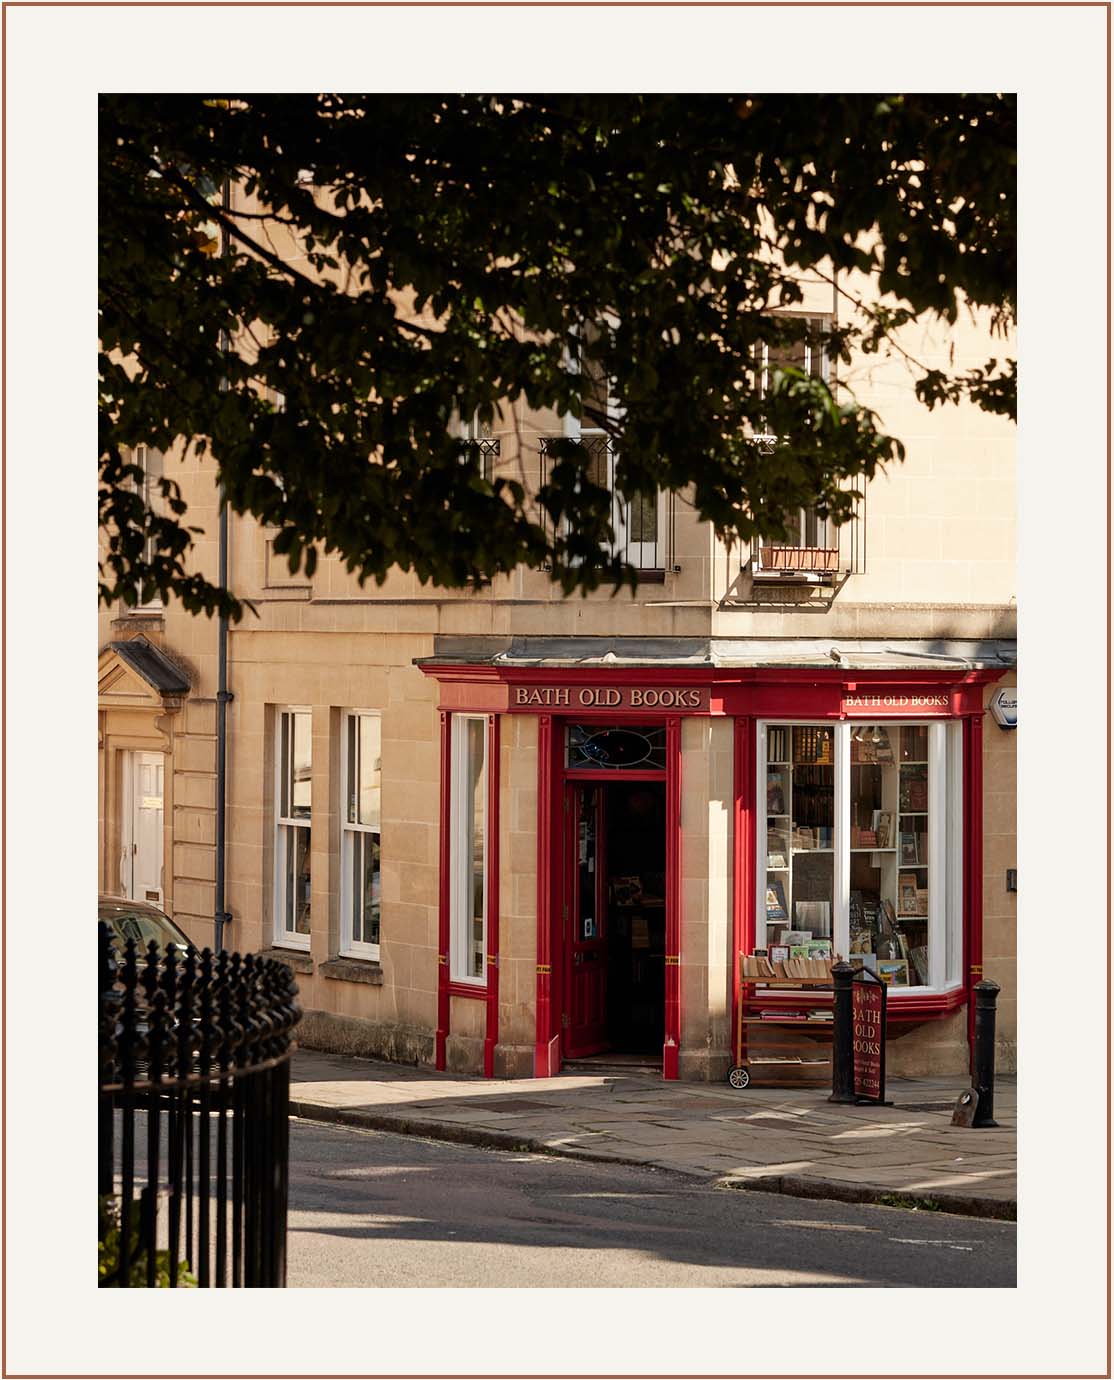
[379,862,402,905]
[448,995,485,1038]
[174,879,215,918]
[381,736,438,784]
[395,861,439,910]
[388,779,440,826]
[178,735,217,774]
[508,752,539,789]
[176,774,215,810]
[184,700,216,736]
[174,843,216,882]
[383,816,436,861]
[382,900,431,944]
[512,789,538,833]
[386,702,438,743]
[175,807,216,846]
[383,942,413,992]
[512,873,537,918]
[506,829,537,876]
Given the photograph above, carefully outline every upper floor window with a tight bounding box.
[448,407,499,485]
[131,445,165,608]
[544,318,669,575]
[341,711,381,959]
[274,707,312,949]
[754,313,831,404]
[749,315,844,576]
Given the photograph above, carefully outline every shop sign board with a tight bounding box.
[842,692,952,715]
[851,969,888,1104]
[509,684,709,711]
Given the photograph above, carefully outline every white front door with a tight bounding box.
[121,751,164,904]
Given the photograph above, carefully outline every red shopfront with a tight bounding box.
[420,662,1005,1081]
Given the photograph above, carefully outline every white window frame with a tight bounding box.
[753,314,836,568]
[562,320,666,571]
[273,706,312,951]
[449,714,489,987]
[340,710,382,960]
[756,719,964,995]
[132,444,165,609]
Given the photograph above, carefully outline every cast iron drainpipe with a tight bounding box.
[214,174,234,952]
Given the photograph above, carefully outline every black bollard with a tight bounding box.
[828,961,856,1104]
[971,978,1001,1128]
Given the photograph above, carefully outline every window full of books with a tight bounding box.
[764,725,835,970]
[849,724,929,987]
[760,720,961,993]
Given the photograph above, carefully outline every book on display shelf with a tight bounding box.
[897,874,921,915]
[795,900,831,936]
[765,877,788,922]
[767,726,789,762]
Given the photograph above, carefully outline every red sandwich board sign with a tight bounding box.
[851,969,890,1105]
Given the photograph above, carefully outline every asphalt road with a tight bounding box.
[287,1117,1016,1288]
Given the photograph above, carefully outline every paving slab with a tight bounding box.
[289,1048,1016,1220]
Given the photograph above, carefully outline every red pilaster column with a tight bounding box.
[663,715,682,1080]
[435,711,452,1070]
[965,710,985,1069]
[534,715,559,1077]
[733,715,756,1069]
[483,714,501,1078]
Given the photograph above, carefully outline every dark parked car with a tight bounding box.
[100,896,200,1083]
[99,895,194,960]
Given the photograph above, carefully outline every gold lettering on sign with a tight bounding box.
[631,688,702,708]
[514,687,571,706]
[509,684,707,710]
[843,693,950,710]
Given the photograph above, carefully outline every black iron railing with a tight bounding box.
[718,486,866,608]
[98,924,302,1287]
[538,437,676,577]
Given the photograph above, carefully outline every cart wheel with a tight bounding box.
[727,1065,750,1090]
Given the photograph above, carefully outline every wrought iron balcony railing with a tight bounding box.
[719,487,866,609]
[538,437,676,579]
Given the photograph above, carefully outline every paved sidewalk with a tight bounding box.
[289,1049,1016,1220]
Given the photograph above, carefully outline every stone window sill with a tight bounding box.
[260,947,314,974]
[320,957,384,986]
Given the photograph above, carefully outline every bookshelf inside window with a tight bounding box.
[763,725,835,956]
[850,724,929,987]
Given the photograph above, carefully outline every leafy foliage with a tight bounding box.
[98,1195,197,1287]
[99,94,1015,618]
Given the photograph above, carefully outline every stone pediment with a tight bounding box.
[99,636,190,710]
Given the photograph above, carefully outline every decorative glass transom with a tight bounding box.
[566,723,666,771]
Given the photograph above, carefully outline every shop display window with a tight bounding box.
[759,720,962,992]
[449,715,488,984]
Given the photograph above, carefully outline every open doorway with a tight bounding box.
[563,779,667,1063]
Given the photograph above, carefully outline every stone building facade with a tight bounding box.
[98,266,1016,1084]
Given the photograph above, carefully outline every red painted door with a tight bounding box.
[564,782,608,1057]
